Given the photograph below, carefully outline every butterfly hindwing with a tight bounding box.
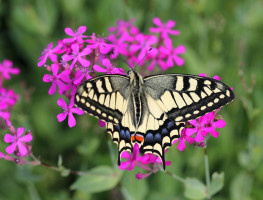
[106,122,133,165]
[75,74,130,124]
[143,74,234,122]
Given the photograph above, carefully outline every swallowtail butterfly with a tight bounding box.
[74,69,234,169]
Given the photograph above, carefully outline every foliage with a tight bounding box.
[0,0,262,199]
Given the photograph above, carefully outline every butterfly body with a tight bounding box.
[75,69,234,169]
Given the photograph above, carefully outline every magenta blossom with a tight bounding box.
[98,120,106,127]
[43,63,71,95]
[0,102,10,120]
[73,66,93,85]
[108,19,136,36]
[57,97,85,127]
[119,143,170,175]
[63,44,91,69]
[0,152,5,159]
[130,34,158,62]
[186,112,226,143]
[119,143,149,171]
[199,73,221,81]
[4,127,33,156]
[93,59,125,75]
[0,88,19,106]
[135,153,171,180]
[63,26,88,44]
[173,128,195,151]
[37,43,62,67]
[86,36,114,54]
[150,17,180,39]
[0,59,20,80]
[160,38,185,68]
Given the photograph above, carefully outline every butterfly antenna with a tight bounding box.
[135,48,152,70]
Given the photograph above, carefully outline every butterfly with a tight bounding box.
[74,68,234,169]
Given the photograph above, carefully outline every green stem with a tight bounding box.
[165,170,185,183]
[204,146,211,199]
[204,147,210,187]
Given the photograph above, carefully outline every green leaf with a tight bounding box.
[230,172,253,200]
[184,178,207,199]
[208,172,224,196]
[121,170,148,200]
[70,166,122,193]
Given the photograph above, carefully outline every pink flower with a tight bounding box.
[107,33,132,59]
[186,112,226,142]
[134,154,171,180]
[57,97,85,127]
[119,143,147,171]
[150,17,180,39]
[63,26,88,44]
[93,59,125,75]
[130,34,158,62]
[4,127,33,156]
[199,73,221,81]
[146,48,167,71]
[37,43,63,67]
[0,152,5,159]
[173,128,195,151]
[73,66,93,85]
[108,19,136,36]
[63,44,91,69]
[0,88,19,106]
[98,120,106,127]
[86,36,114,54]
[160,38,185,67]
[0,102,10,120]
[119,143,171,175]
[43,63,71,95]
[0,59,20,80]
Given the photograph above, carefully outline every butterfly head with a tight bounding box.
[127,68,144,88]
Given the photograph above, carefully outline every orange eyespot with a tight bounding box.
[131,134,144,143]
[135,134,144,142]
[131,135,135,142]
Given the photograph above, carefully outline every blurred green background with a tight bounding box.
[0,0,262,199]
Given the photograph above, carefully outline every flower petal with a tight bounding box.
[20,134,33,142]
[17,142,28,155]
[17,127,25,137]
[57,98,67,108]
[57,112,67,122]
[4,134,14,143]
[5,143,17,154]
[68,112,76,127]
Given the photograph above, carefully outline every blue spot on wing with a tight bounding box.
[145,133,153,143]
[161,128,168,135]
[125,130,130,140]
[167,121,174,129]
[120,130,125,138]
[154,133,162,143]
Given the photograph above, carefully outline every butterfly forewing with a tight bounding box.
[143,74,234,122]
[75,74,130,124]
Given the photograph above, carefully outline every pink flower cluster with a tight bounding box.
[119,144,171,179]
[38,26,124,127]
[0,59,20,124]
[38,18,185,127]
[0,59,33,163]
[108,18,185,71]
